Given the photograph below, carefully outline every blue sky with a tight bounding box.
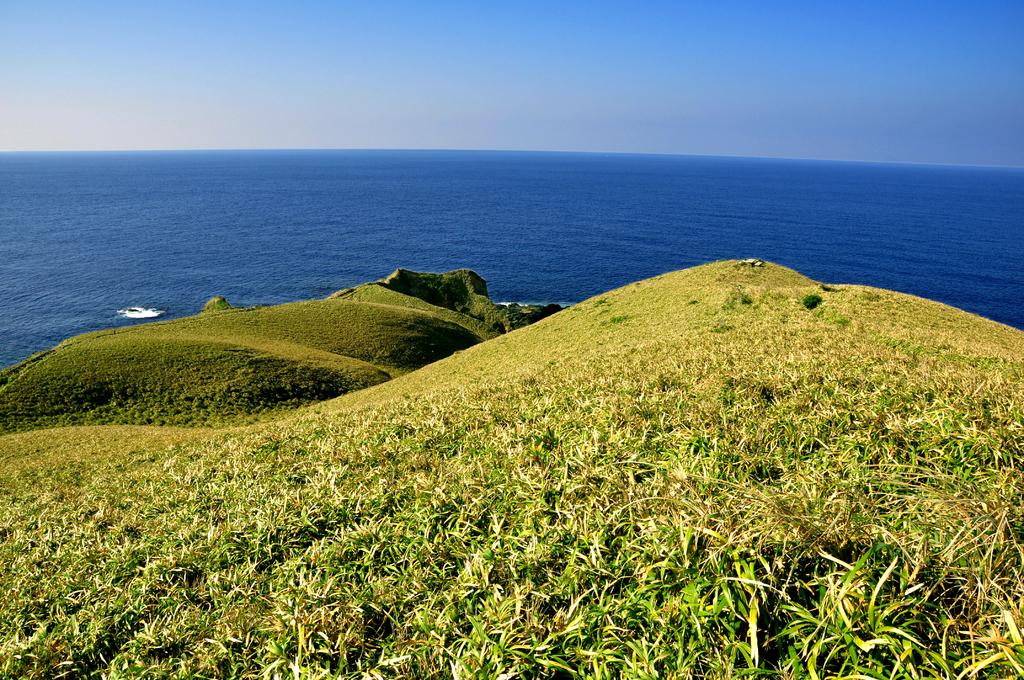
[1,1,1022,165]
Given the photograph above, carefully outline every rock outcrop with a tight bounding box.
[332,268,562,333]
[201,295,233,313]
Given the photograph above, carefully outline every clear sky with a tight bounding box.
[2,1,1022,165]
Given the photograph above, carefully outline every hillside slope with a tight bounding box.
[1,260,1022,678]
[0,271,509,432]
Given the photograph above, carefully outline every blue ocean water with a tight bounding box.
[1,150,1022,368]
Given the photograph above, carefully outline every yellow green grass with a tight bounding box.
[1,261,1022,678]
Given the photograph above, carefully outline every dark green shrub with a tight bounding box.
[802,294,823,310]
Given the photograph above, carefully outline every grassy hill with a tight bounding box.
[1,260,1022,678]
[0,271,511,432]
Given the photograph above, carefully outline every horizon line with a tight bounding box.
[1,146,1022,171]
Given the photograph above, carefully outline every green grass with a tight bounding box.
[1,260,1022,678]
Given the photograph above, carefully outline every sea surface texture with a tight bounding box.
[2,150,1022,367]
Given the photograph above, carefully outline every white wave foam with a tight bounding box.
[117,307,165,319]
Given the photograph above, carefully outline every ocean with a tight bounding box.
[2,150,1022,368]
